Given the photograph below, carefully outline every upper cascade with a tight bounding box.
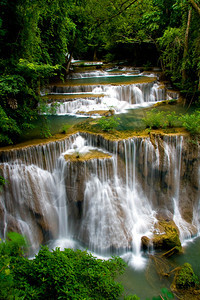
[43,69,179,117]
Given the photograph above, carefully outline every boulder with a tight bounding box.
[141,219,182,252]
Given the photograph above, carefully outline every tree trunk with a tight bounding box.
[182,8,192,81]
[93,48,98,61]
[66,52,73,74]
[65,36,78,75]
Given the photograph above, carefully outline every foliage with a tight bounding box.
[0,233,129,300]
[142,109,167,129]
[179,110,200,135]
[124,295,140,300]
[143,108,200,134]
[61,124,72,134]
[98,116,120,131]
[0,176,7,192]
[146,288,174,300]
[166,111,178,128]
[0,75,38,145]
[175,263,199,289]
[0,0,199,145]
[16,59,60,90]
[0,176,6,186]
[0,105,21,145]
[0,0,76,146]
[0,232,28,300]
[158,27,183,82]
[0,232,27,257]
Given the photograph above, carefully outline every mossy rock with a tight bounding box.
[152,220,182,251]
[64,150,112,162]
[171,263,200,299]
[175,263,199,289]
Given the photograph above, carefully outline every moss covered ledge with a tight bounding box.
[64,150,112,162]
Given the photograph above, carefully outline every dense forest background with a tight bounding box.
[0,0,199,146]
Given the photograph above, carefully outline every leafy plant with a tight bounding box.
[0,233,132,299]
[98,116,120,131]
[142,109,166,129]
[40,116,52,139]
[166,111,178,128]
[124,295,140,300]
[179,110,200,135]
[0,176,8,192]
[0,232,28,300]
[146,288,174,300]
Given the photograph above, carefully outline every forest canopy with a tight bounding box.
[0,0,199,145]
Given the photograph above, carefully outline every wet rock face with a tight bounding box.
[127,135,200,226]
[63,155,116,238]
[63,151,113,204]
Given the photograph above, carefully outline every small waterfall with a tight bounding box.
[162,136,195,242]
[46,81,167,115]
[0,163,59,252]
[192,148,200,234]
[0,134,79,170]
[48,82,164,103]
[170,137,191,242]
[49,99,96,114]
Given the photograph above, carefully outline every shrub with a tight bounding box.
[124,295,140,300]
[0,232,28,300]
[0,234,129,299]
[142,109,166,129]
[179,110,200,135]
[98,116,120,131]
[166,111,178,128]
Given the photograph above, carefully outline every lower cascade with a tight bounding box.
[0,133,199,268]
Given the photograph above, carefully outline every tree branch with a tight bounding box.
[187,0,200,16]
[94,0,139,28]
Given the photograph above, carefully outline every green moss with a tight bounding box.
[176,263,199,289]
[153,220,182,251]
[64,150,112,162]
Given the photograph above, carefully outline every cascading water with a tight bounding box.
[0,133,199,268]
[46,76,170,116]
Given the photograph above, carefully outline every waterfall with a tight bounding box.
[0,133,199,267]
[46,81,168,115]
[0,163,59,252]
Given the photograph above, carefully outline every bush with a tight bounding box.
[166,111,178,128]
[0,234,129,299]
[98,116,120,131]
[142,109,166,129]
[0,232,28,299]
[179,110,200,135]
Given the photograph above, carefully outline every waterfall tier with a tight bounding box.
[44,80,178,116]
[0,133,199,263]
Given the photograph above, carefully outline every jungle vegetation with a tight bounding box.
[0,0,200,145]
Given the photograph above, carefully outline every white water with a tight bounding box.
[1,134,199,268]
[46,81,168,116]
